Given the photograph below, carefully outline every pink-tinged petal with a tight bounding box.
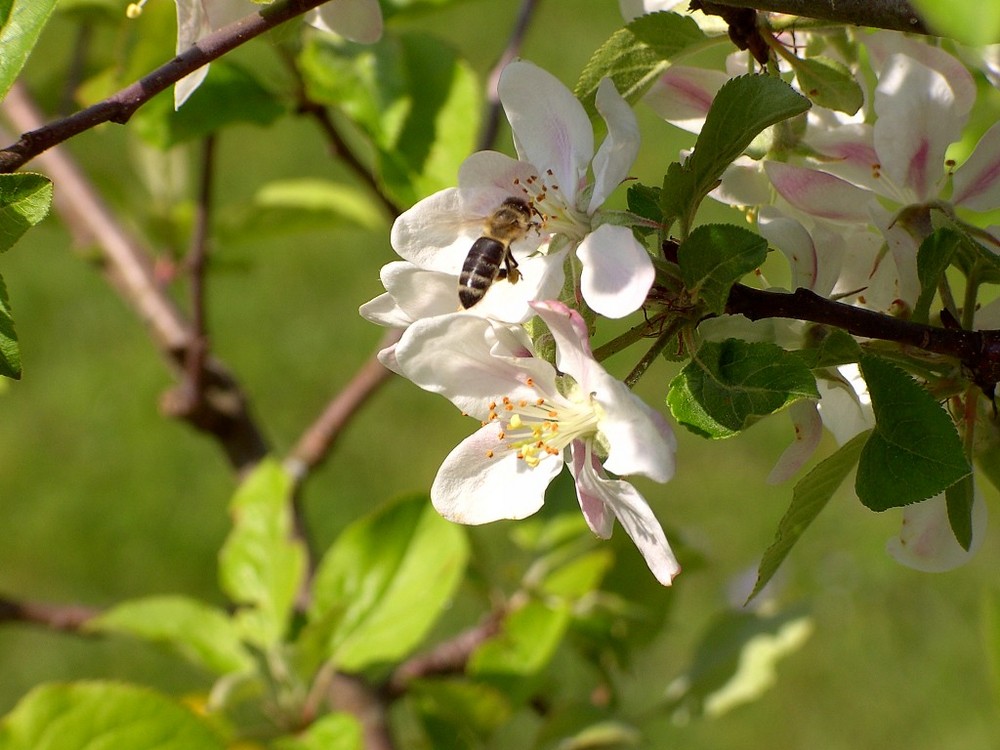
[758,209,820,291]
[643,65,729,134]
[952,121,1000,211]
[764,161,871,222]
[393,314,554,419]
[530,300,594,383]
[866,33,976,117]
[807,124,882,192]
[886,489,986,572]
[869,203,920,308]
[375,342,401,375]
[308,0,382,43]
[577,224,654,318]
[457,151,542,217]
[766,400,823,484]
[874,54,962,203]
[390,188,480,272]
[569,444,680,586]
[432,423,559,524]
[570,442,614,537]
[589,78,640,213]
[499,61,593,198]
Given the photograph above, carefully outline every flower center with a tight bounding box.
[483,380,600,467]
[511,170,591,244]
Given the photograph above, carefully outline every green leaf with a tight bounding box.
[468,600,571,699]
[0,0,58,102]
[945,474,975,551]
[667,339,820,439]
[749,430,868,602]
[786,56,863,114]
[913,228,961,324]
[574,12,708,117]
[0,173,53,253]
[791,328,862,370]
[855,354,971,510]
[666,609,812,718]
[87,595,253,676]
[625,183,662,239]
[307,495,468,672]
[218,458,306,648]
[0,274,20,380]
[678,224,768,314]
[662,75,810,235]
[908,0,1000,45]
[299,32,480,207]
[132,61,286,149]
[271,713,363,750]
[0,682,224,750]
[407,679,511,742]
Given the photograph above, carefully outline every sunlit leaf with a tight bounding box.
[0,0,58,101]
[678,223,768,314]
[87,595,253,676]
[0,682,223,750]
[307,495,468,672]
[0,173,52,254]
[272,713,363,750]
[908,0,1000,45]
[218,458,306,647]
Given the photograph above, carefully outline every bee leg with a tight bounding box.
[503,252,521,284]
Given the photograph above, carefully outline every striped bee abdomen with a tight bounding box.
[459,237,508,309]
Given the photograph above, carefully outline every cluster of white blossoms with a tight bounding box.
[361,61,681,586]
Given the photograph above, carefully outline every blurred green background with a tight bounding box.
[1,0,999,747]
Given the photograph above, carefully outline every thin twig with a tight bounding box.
[0,0,331,173]
[0,84,269,473]
[0,597,98,632]
[478,0,543,152]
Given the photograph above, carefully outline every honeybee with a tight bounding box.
[458,197,533,309]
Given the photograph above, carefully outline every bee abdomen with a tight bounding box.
[459,237,507,309]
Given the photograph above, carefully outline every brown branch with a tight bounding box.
[0,597,98,632]
[1,84,269,473]
[329,674,396,750]
[0,0,331,173]
[478,0,543,152]
[725,284,1000,394]
[699,0,930,35]
[385,612,504,697]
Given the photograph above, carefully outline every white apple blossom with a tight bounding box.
[390,300,680,585]
[167,0,383,108]
[386,60,655,320]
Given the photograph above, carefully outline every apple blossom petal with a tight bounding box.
[530,300,594,385]
[570,442,614,537]
[758,209,820,291]
[499,61,593,198]
[866,33,976,117]
[377,261,458,322]
[432,423,559,524]
[874,54,961,203]
[390,188,482,272]
[376,342,401,375]
[807,123,882,192]
[815,366,873,446]
[174,0,211,108]
[393,314,555,419]
[764,162,872,222]
[642,65,729,134]
[886,489,987,572]
[359,291,410,328]
[577,224,654,318]
[592,370,677,483]
[711,156,772,207]
[308,0,383,43]
[457,151,542,217]
[589,78,640,214]
[766,400,823,484]
[569,446,680,585]
[951,121,1000,211]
